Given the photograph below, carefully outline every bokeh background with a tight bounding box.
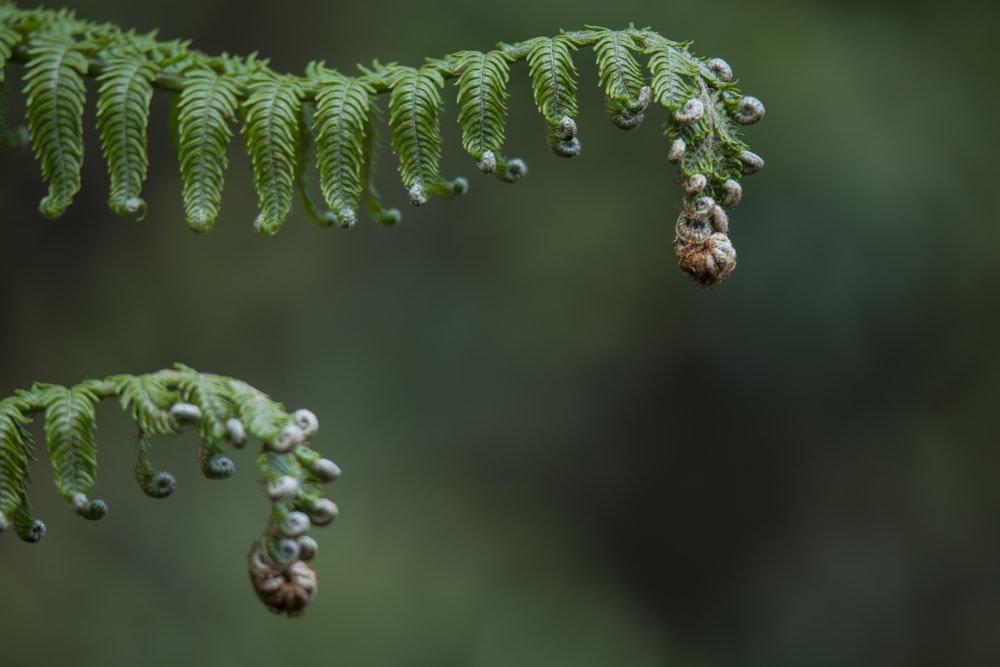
[1,0,998,665]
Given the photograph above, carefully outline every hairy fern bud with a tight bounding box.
[292,409,318,439]
[310,458,342,483]
[267,475,299,500]
[272,424,305,453]
[673,98,704,126]
[248,540,318,617]
[706,57,733,82]
[72,493,109,521]
[733,96,765,125]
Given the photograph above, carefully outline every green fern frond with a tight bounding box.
[311,65,373,227]
[241,72,303,235]
[386,63,465,205]
[96,50,158,219]
[642,34,698,112]
[39,383,105,519]
[294,99,339,227]
[175,67,240,232]
[0,5,19,83]
[0,396,36,537]
[1,8,765,286]
[114,372,181,435]
[590,27,649,129]
[22,30,87,217]
[525,34,580,155]
[454,49,510,171]
[0,366,340,617]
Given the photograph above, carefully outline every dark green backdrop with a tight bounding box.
[1,0,998,666]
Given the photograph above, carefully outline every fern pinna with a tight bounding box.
[0,5,764,288]
[0,365,341,617]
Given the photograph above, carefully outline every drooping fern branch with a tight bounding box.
[0,365,341,617]
[0,4,764,287]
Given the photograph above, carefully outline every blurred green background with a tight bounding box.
[1,0,998,665]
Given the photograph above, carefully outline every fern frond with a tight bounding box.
[241,72,303,235]
[175,67,240,232]
[96,50,158,219]
[0,396,37,537]
[294,99,339,227]
[40,383,105,519]
[0,5,19,83]
[454,49,510,171]
[114,372,180,435]
[525,34,580,156]
[386,63,465,205]
[643,35,698,112]
[359,95,400,224]
[311,66,373,227]
[590,27,649,129]
[0,366,341,617]
[22,30,87,217]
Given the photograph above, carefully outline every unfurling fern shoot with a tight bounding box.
[1,7,764,286]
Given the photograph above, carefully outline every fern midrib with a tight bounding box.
[607,33,632,100]
[191,77,225,209]
[329,81,358,204]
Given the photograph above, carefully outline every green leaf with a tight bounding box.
[41,384,101,507]
[454,50,510,167]
[241,73,303,235]
[173,363,236,442]
[175,67,240,232]
[295,99,339,227]
[0,5,19,84]
[591,28,648,128]
[312,68,373,227]
[387,63,461,204]
[525,35,579,127]
[22,31,88,218]
[644,36,698,112]
[96,50,158,219]
[0,396,35,531]
[114,372,181,436]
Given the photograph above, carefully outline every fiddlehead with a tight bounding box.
[0,366,341,617]
[0,5,765,286]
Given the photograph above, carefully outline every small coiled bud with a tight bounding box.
[272,424,305,453]
[72,494,108,521]
[554,115,577,141]
[281,511,311,538]
[707,57,733,82]
[334,208,357,229]
[310,458,342,483]
[721,179,743,209]
[739,150,765,175]
[267,475,299,500]
[733,96,765,125]
[668,138,685,163]
[450,177,469,197]
[201,455,235,479]
[692,196,717,220]
[710,205,729,234]
[674,232,737,289]
[293,409,319,439]
[0,511,8,533]
[495,158,527,183]
[297,535,319,561]
[673,98,704,126]
[275,538,301,564]
[225,418,246,448]
[169,402,202,423]
[477,150,497,173]
[683,173,707,195]
[307,498,339,526]
[248,541,317,617]
[408,184,428,206]
[16,518,46,543]
[142,471,177,498]
[549,136,581,158]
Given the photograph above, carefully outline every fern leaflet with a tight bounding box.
[96,50,158,218]
[241,72,303,235]
[454,49,510,171]
[22,30,87,218]
[40,384,105,519]
[175,67,240,232]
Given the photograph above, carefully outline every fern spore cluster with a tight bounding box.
[0,4,764,286]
